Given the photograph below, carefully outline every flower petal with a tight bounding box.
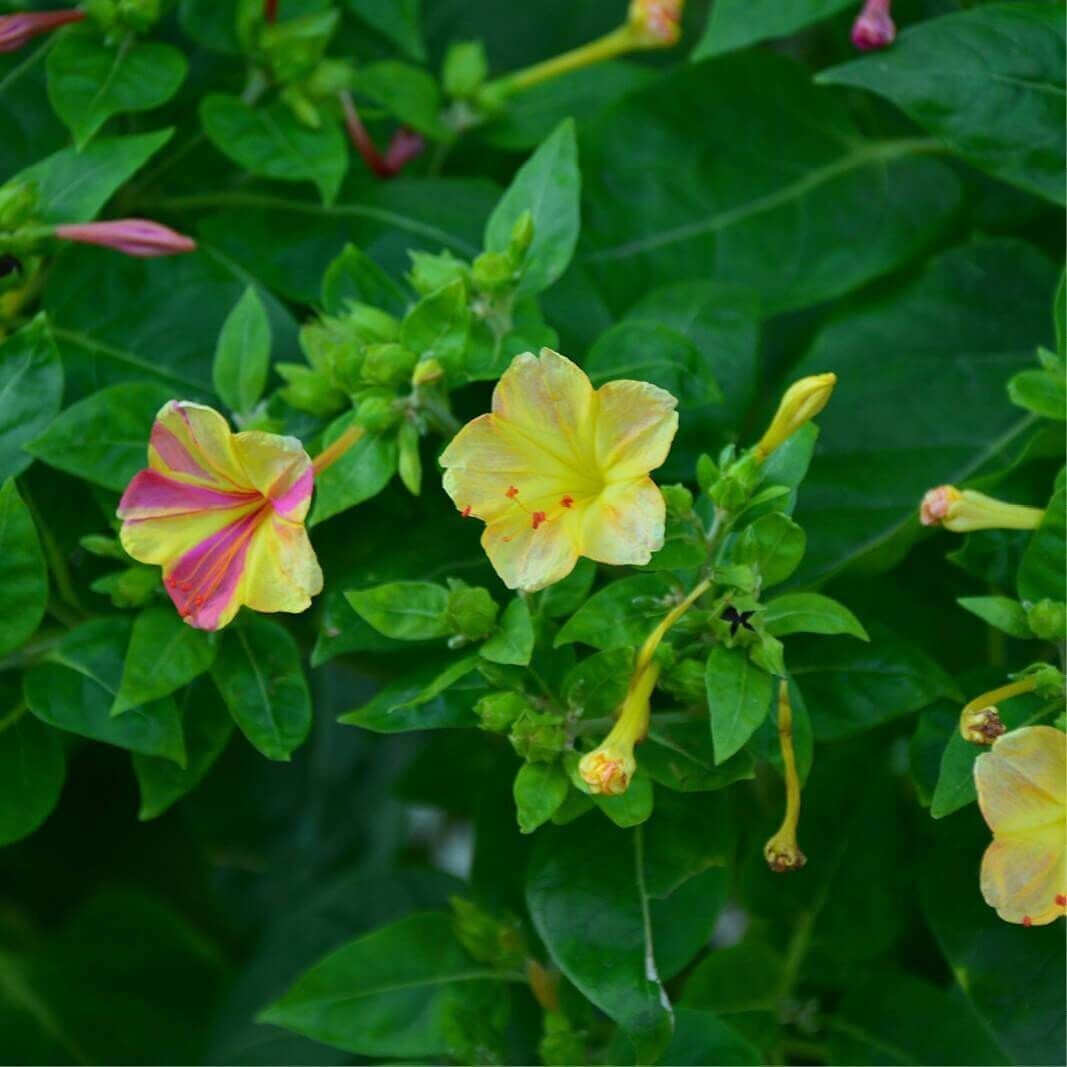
[975,725,1066,834]
[980,827,1066,926]
[482,508,581,591]
[232,431,315,520]
[243,515,324,614]
[579,477,665,566]
[149,401,248,489]
[595,379,678,481]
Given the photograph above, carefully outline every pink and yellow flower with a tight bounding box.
[118,401,323,631]
[974,725,1066,927]
[440,348,678,592]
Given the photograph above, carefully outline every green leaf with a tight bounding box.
[322,243,407,317]
[200,94,347,205]
[537,557,596,619]
[24,618,186,764]
[260,911,503,1057]
[132,679,234,821]
[513,760,569,833]
[595,767,654,828]
[586,321,722,408]
[47,35,186,148]
[705,644,775,764]
[761,592,869,640]
[353,61,445,138]
[649,1007,761,1067]
[736,512,805,587]
[400,279,470,381]
[210,618,311,761]
[346,0,425,60]
[693,0,853,57]
[485,119,581,296]
[791,240,1057,582]
[14,129,172,223]
[555,573,677,651]
[1018,485,1066,603]
[1008,366,1066,420]
[0,711,65,846]
[346,581,451,641]
[790,626,959,740]
[309,416,397,525]
[643,721,756,793]
[1056,268,1066,359]
[957,596,1032,639]
[25,382,173,492]
[0,479,47,657]
[562,647,632,717]
[819,3,1066,204]
[481,597,535,666]
[0,317,63,482]
[580,52,960,315]
[112,604,217,715]
[212,286,271,414]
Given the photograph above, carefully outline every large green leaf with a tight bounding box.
[0,479,48,657]
[484,119,581,296]
[0,710,65,847]
[15,129,172,223]
[200,95,347,205]
[820,3,1066,204]
[705,644,775,763]
[1018,484,1066,603]
[0,316,62,482]
[694,0,853,58]
[579,52,960,315]
[555,573,677,651]
[790,240,1057,582]
[260,911,506,1058]
[212,286,271,415]
[346,0,425,60]
[309,415,397,526]
[46,34,186,148]
[210,617,311,761]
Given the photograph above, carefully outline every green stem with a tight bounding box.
[0,703,26,736]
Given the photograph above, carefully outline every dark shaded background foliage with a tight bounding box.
[0,0,1064,1065]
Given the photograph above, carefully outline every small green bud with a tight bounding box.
[443,40,489,99]
[276,363,347,418]
[346,303,400,344]
[1027,599,1066,640]
[696,453,720,494]
[509,709,566,762]
[361,342,418,388]
[397,419,422,495]
[507,210,534,262]
[474,690,532,733]
[471,250,515,293]
[411,357,444,386]
[660,658,706,705]
[79,534,128,561]
[661,483,694,519]
[355,392,402,433]
[116,0,162,32]
[408,250,469,297]
[90,565,158,608]
[0,181,38,231]
[1017,661,1067,699]
[446,582,499,640]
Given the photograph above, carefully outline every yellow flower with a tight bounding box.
[755,373,836,460]
[440,348,678,591]
[118,401,323,630]
[920,485,1044,532]
[974,725,1066,927]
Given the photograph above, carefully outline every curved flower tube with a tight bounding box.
[440,348,679,591]
[118,401,323,630]
[975,725,1066,926]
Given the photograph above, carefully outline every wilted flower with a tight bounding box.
[764,680,807,872]
[920,485,1044,532]
[54,219,197,258]
[441,348,678,591]
[0,9,83,52]
[851,0,896,51]
[974,725,1066,926]
[755,373,836,460]
[118,401,323,630]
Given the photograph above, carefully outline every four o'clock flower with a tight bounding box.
[118,401,323,630]
[974,725,1066,927]
[851,0,896,51]
[440,348,679,591]
[54,219,197,257]
[0,9,84,52]
[920,485,1044,532]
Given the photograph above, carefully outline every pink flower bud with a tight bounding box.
[383,127,425,175]
[851,0,896,51]
[0,10,84,53]
[54,219,197,258]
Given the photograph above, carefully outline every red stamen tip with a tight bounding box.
[532,511,547,530]
[461,504,472,518]
[561,495,574,508]
[1022,915,1033,927]
[505,486,519,498]
[193,595,204,606]
[1056,894,1066,907]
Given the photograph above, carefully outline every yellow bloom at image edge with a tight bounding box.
[440,348,678,592]
[975,725,1067,927]
[117,401,323,631]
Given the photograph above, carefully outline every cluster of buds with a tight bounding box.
[475,690,568,762]
[920,485,1045,533]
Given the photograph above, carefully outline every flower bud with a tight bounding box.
[960,705,1007,745]
[0,180,38,230]
[1027,600,1067,641]
[851,0,896,51]
[408,250,469,296]
[397,419,422,495]
[276,363,347,417]
[346,303,400,344]
[755,373,836,460]
[446,582,499,640]
[471,250,516,292]
[920,486,1044,533]
[510,708,567,762]
[90,564,159,608]
[361,342,418,388]
[355,392,402,432]
[411,357,444,387]
[54,219,196,257]
[507,210,534,263]
[0,10,84,53]
[443,40,489,99]
[475,690,531,733]
[383,126,425,175]
[626,0,683,48]
[116,0,162,33]
[661,483,694,519]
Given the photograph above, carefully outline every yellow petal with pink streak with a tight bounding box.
[243,515,324,614]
